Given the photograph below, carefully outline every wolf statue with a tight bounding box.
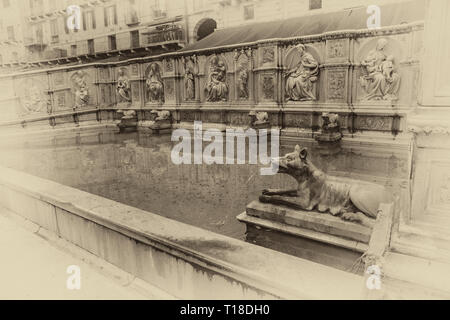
[260,145,392,227]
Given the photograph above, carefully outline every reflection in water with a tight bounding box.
[0,130,409,241]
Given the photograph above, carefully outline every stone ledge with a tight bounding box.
[0,165,366,299]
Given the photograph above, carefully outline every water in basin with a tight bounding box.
[0,129,410,244]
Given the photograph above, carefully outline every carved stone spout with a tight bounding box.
[315,112,342,143]
[259,145,393,227]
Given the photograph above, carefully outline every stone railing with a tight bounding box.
[0,21,423,141]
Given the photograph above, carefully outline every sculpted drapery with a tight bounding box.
[285,44,319,101]
[117,69,131,103]
[146,63,164,103]
[360,38,401,101]
[206,56,228,102]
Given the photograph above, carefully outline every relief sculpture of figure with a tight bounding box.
[117,69,131,103]
[205,56,228,102]
[184,67,195,100]
[146,63,164,103]
[72,71,89,109]
[238,66,249,99]
[260,145,393,227]
[360,38,401,101]
[285,44,319,101]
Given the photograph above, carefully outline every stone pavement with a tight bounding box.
[0,208,173,300]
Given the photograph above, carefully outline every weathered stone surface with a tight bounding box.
[246,201,372,243]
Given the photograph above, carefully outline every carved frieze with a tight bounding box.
[356,116,392,131]
[284,113,312,128]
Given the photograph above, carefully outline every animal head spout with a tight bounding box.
[272,145,311,178]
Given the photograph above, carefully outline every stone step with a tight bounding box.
[382,252,450,298]
[391,231,450,264]
[245,201,372,243]
[401,220,450,242]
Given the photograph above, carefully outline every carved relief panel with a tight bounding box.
[326,38,349,62]
[259,45,276,67]
[69,70,92,109]
[356,38,402,102]
[261,74,275,101]
[235,49,252,101]
[116,67,132,107]
[17,76,51,115]
[326,68,347,102]
[284,44,320,102]
[205,55,229,102]
[144,62,164,105]
[183,56,198,102]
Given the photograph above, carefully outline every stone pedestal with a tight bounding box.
[138,120,172,135]
[237,201,370,271]
[117,110,138,133]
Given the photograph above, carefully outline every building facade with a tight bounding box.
[0,0,28,65]
[0,0,411,65]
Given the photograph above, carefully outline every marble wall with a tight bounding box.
[0,20,423,139]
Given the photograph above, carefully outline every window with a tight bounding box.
[130,30,139,48]
[152,0,166,18]
[3,0,10,8]
[33,24,44,42]
[126,0,139,25]
[87,39,95,54]
[309,0,322,10]
[71,44,77,56]
[104,5,117,27]
[6,26,15,41]
[50,19,59,43]
[108,35,117,51]
[83,10,96,30]
[243,5,254,20]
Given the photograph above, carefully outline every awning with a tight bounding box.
[181,0,425,52]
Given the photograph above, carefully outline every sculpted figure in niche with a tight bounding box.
[205,56,228,102]
[72,71,89,109]
[285,44,319,101]
[146,63,164,103]
[117,69,131,103]
[360,38,401,101]
[185,66,195,100]
[237,62,249,99]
